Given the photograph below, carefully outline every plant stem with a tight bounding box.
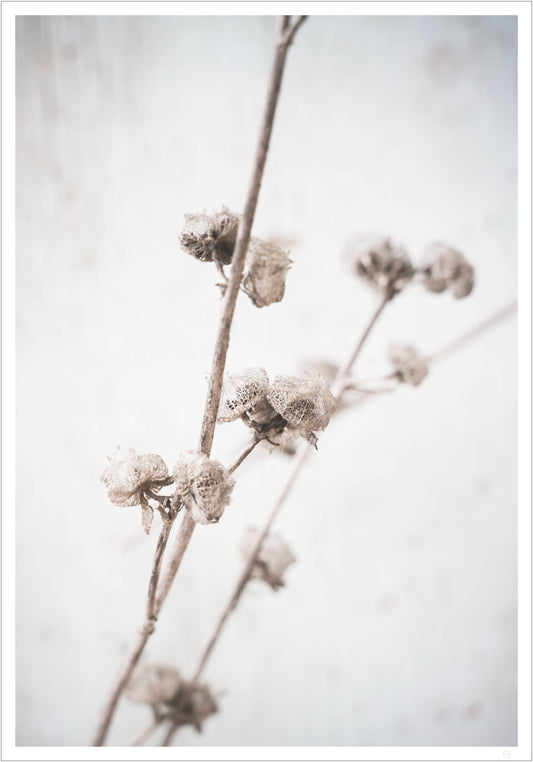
[92,16,305,746]
[228,437,262,474]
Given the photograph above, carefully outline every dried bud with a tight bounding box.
[241,527,296,591]
[101,449,169,507]
[345,235,415,295]
[173,451,235,525]
[389,343,429,386]
[179,207,240,265]
[268,375,336,436]
[126,663,182,706]
[242,237,292,308]
[420,243,475,298]
[218,368,269,423]
[171,681,218,733]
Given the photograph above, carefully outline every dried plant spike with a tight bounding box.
[388,343,429,386]
[345,234,415,296]
[268,375,337,434]
[242,237,292,308]
[100,449,169,507]
[420,242,475,299]
[173,451,235,525]
[126,663,182,706]
[179,207,240,265]
[217,367,269,423]
[241,527,296,591]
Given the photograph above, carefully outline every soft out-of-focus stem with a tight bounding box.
[92,15,306,746]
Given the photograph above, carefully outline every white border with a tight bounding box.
[2,2,530,761]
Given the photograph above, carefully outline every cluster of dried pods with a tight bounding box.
[100,210,475,741]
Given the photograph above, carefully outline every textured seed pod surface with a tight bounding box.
[345,234,415,295]
[268,375,337,432]
[218,367,269,423]
[241,527,296,590]
[173,451,235,525]
[242,237,292,308]
[389,343,429,386]
[126,663,182,706]
[421,242,475,299]
[179,207,240,265]
[101,449,169,507]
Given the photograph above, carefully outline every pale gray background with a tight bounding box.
[16,15,517,747]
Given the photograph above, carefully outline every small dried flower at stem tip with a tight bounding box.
[420,242,475,299]
[217,368,269,423]
[173,451,235,525]
[242,237,292,308]
[388,343,429,386]
[268,375,337,441]
[241,527,296,591]
[179,207,240,265]
[345,235,415,296]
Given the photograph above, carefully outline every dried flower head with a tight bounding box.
[173,451,235,525]
[126,663,182,707]
[345,235,415,296]
[388,343,429,386]
[170,681,218,733]
[217,367,269,423]
[268,375,337,437]
[420,243,475,298]
[179,207,240,265]
[242,237,292,308]
[241,527,296,591]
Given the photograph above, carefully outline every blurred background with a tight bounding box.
[16,14,517,747]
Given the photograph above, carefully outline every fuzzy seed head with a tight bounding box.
[421,243,475,298]
[242,237,292,308]
[101,449,169,507]
[218,368,269,423]
[173,451,235,525]
[241,527,296,591]
[345,235,415,295]
[179,207,240,265]
[126,663,182,706]
[268,375,337,433]
[389,343,429,386]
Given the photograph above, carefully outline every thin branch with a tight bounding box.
[284,15,308,46]
[91,17,307,746]
[227,437,262,474]
[131,716,161,747]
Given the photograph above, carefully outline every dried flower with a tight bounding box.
[345,235,415,296]
[268,375,337,440]
[173,451,235,525]
[170,681,218,733]
[420,243,475,298]
[179,207,240,265]
[100,449,170,534]
[241,527,296,590]
[217,367,269,423]
[126,663,182,707]
[388,343,429,386]
[242,237,292,308]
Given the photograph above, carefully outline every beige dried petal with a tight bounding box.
[389,343,429,386]
[241,527,296,590]
[179,207,240,265]
[218,368,269,423]
[101,449,169,507]
[242,237,292,308]
[173,451,235,525]
[126,663,182,705]
[421,243,475,299]
[268,375,336,433]
[344,235,414,295]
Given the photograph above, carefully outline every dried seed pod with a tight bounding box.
[420,243,475,298]
[100,449,169,507]
[217,367,269,423]
[179,207,240,265]
[241,396,280,428]
[126,663,182,706]
[241,527,296,591]
[268,375,337,434]
[171,681,218,733]
[345,235,415,296]
[389,343,429,386]
[173,451,235,525]
[242,237,292,308]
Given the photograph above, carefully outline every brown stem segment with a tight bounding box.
[92,16,306,746]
